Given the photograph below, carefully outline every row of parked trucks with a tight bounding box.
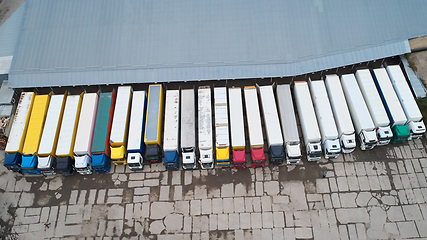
[3,65,425,174]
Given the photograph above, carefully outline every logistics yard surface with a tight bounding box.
[1,140,427,239]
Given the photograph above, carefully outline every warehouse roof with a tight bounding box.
[6,0,427,88]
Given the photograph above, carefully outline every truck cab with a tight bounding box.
[269,145,284,165]
[37,156,56,175]
[21,156,40,175]
[127,153,144,171]
[340,135,356,153]
[376,126,393,145]
[408,121,426,140]
[145,145,162,163]
[251,146,265,168]
[4,153,22,172]
[182,148,197,170]
[285,143,301,164]
[55,157,75,176]
[307,143,322,161]
[111,146,127,165]
[216,147,230,167]
[323,139,341,159]
[359,130,378,150]
[75,155,92,175]
[164,150,179,170]
[92,154,111,173]
[391,125,410,144]
[199,149,213,169]
[232,149,246,169]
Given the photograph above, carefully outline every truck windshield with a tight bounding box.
[128,163,141,167]
[202,163,212,168]
[184,163,194,168]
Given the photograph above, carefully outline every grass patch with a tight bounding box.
[417,97,427,120]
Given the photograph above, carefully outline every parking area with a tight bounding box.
[1,137,427,239]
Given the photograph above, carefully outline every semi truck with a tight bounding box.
[180,89,197,170]
[324,75,356,153]
[110,86,132,165]
[258,85,284,165]
[127,91,147,171]
[309,80,341,159]
[91,90,116,173]
[214,87,230,167]
[55,93,83,176]
[386,65,426,140]
[293,81,322,161]
[144,85,164,163]
[276,84,301,164]
[243,86,266,168]
[372,68,410,143]
[198,86,214,169]
[4,92,35,172]
[21,93,52,175]
[228,87,247,169]
[341,74,378,150]
[73,92,99,175]
[37,93,67,175]
[355,69,393,145]
[163,90,180,170]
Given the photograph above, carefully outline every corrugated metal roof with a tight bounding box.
[7,0,427,88]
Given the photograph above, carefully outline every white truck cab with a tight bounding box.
[37,156,56,175]
[127,153,144,170]
[75,155,93,175]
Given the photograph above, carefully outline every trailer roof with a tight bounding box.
[340,74,375,130]
[56,94,82,156]
[163,90,180,151]
[74,93,99,154]
[244,87,264,146]
[386,65,423,122]
[198,86,212,148]
[110,86,132,144]
[180,89,195,148]
[92,92,114,154]
[38,94,66,155]
[373,68,407,124]
[276,85,299,143]
[214,87,229,148]
[145,85,163,143]
[259,86,283,145]
[127,91,146,151]
[5,92,33,153]
[309,80,339,139]
[228,88,245,148]
[355,70,390,127]
[324,75,355,135]
[293,82,321,141]
[8,0,427,88]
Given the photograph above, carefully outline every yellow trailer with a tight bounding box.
[22,93,52,156]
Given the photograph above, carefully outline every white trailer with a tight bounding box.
[258,85,284,165]
[355,69,393,145]
[386,65,426,139]
[214,87,230,167]
[244,86,266,168]
[198,86,214,169]
[293,81,322,161]
[276,84,301,164]
[74,93,99,175]
[5,92,34,155]
[309,80,341,159]
[228,87,247,169]
[110,86,132,164]
[163,90,180,170]
[127,91,147,171]
[181,89,197,170]
[324,75,356,153]
[37,93,67,175]
[341,74,377,150]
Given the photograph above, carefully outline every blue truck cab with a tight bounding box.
[20,155,40,175]
[92,154,111,173]
[4,153,22,172]
[164,150,179,170]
